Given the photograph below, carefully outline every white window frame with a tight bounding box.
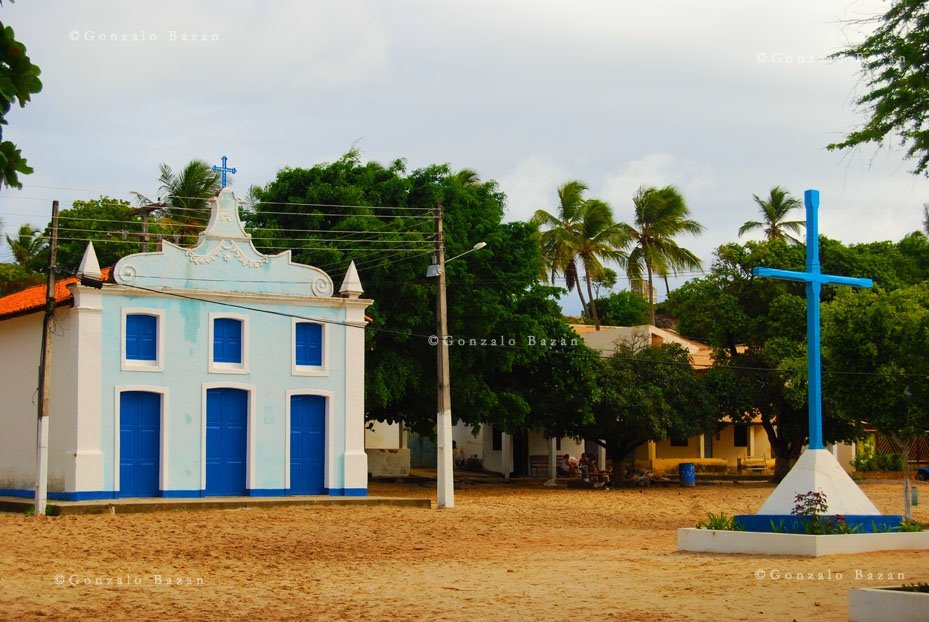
[208,312,250,375]
[291,318,329,377]
[120,308,165,372]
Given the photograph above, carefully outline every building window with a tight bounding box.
[214,318,242,363]
[126,314,157,361]
[556,437,562,451]
[209,314,249,374]
[670,435,689,447]
[734,425,749,448]
[121,309,164,371]
[292,319,328,376]
[296,322,322,365]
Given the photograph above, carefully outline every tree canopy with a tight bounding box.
[578,342,716,463]
[828,0,929,175]
[0,21,41,189]
[249,151,591,436]
[626,185,704,324]
[738,186,804,244]
[823,284,929,517]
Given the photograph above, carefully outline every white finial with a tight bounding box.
[77,241,102,279]
[339,261,363,298]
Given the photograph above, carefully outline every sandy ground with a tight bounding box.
[0,479,926,622]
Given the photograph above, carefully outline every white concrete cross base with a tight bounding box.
[757,449,880,515]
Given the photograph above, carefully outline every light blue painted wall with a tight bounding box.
[98,293,348,493]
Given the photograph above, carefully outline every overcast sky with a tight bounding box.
[1,1,926,312]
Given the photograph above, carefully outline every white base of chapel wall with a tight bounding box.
[342,450,368,495]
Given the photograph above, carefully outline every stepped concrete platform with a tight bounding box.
[0,494,430,516]
[678,449,929,556]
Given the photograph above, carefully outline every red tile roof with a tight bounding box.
[0,268,111,321]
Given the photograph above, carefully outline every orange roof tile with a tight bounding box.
[0,268,111,321]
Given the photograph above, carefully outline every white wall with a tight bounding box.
[365,420,401,449]
[0,313,43,491]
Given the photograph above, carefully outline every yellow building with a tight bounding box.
[574,324,775,474]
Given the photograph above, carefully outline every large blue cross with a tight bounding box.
[752,189,872,450]
[212,155,237,188]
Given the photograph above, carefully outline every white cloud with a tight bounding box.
[600,153,718,220]
[497,155,573,224]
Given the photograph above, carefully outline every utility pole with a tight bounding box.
[130,202,163,252]
[434,203,454,509]
[35,200,59,516]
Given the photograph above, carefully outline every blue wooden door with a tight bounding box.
[206,388,248,496]
[119,391,161,498]
[290,395,325,494]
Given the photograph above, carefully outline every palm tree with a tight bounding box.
[625,185,704,325]
[571,199,630,329]
[7,223,46,268]
[532,182,628,329]
[138,160,220,244]
[532,181,593,319]
[739,186,804,243]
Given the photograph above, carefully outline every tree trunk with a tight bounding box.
[584,266,601,330]
[760,415,799,483]
[576,282,588,320]
[892,435,914,521]
[646,262,655,325]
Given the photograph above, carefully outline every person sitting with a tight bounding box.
[578,453,590,478]
[589,457,610,487]
[557,453,577,477]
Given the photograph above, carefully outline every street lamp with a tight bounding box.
[427,226,487,509]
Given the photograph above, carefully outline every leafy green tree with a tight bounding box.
[251,151,590,437]
[0,21,42,189]
[0,261,41,295]
[596,290,649,326]
[576,342,716,467]
[823,285,929,519]
[6,222,44,269]
[828,0,929,175]
[53,197,148,271]
[666,239,863,480]
[738,186,804,244]
[625,185,704,324]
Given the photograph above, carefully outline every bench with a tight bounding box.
[529,455,550,477]
[738,456,770,473]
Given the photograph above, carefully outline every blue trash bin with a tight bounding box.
[679,462,695,487]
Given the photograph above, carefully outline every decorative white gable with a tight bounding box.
[113,188,334,298]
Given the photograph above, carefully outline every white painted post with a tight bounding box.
[502,432,510,479]
[545,437,558,486]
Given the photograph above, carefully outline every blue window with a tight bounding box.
[126,314,157,361]
[295,322,323,366]
[213,318,243,364]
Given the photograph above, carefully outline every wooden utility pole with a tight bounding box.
[35,200,59,516]
[434,203,454,509]
[130,203,163,252]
